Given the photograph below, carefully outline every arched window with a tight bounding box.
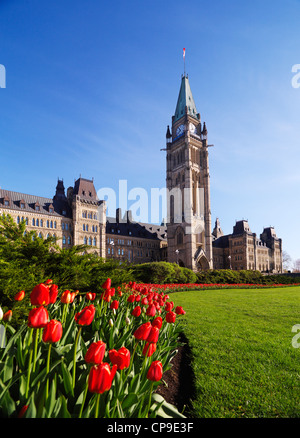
[32,218,35,226]
[84,236,87,245]
[47,220,49,228]
[40,219,43,227]
[62,235,66,245]
[50,221,53,228]
[38,232,42,239]
[36,219,39,227]
[54,221,57,229]
[93,237,96,246]
[17,216,20,224]
[67,236,71,245]
[89,237,92,246]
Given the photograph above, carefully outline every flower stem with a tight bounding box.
[32,329,39,372]
[95,393,101,418]
[45,343,52,400]
[78,377,88,418]
[146,382,154,418]
[25,332,35,399]
[72,326,82,389]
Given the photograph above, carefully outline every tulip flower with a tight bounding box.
[85,341,106,365]
[164,301,174,312]
[61,290,73,304]
[109,346,130,370]
[102,278,111,290]
[28,306,48,328]
[75,304,95,326]
[0,306,3,321]
[88,362,117,394]
[166,311,176,324]
[147,360,163,382]
[49,284,58,304]
[152,316,163,329]
[110,299,119,310]
[146,304,156,317]
[131,305,141,317]
[14,290,25,301]
[42,319,63,343]
[30,283,50,306]
[133,322,152,341]
[146,326,160,344]
[175,306,186,315]
[86,292,96,301]
[142,342,157,357]
[3,310,12,322]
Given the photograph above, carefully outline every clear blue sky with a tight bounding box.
[0,0,300,262]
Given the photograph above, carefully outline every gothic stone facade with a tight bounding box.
[0,178,167,264]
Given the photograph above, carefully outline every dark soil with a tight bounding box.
[155,333,196,417]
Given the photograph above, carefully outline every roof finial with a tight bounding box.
[183,48,186,76]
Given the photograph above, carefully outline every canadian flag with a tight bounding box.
[183,48,186,59]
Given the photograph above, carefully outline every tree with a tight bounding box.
[282,251,293,272]
[293,259,300,273]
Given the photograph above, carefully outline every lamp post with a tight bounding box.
[228,255,232,270]
[175,249,179,265]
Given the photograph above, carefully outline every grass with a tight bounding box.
[171,286,300,418]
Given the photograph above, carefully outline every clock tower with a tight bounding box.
[165,73,213,270]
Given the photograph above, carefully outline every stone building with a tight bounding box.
[212,218,283,273]
[0,178,166,264]
[0,72,283,273]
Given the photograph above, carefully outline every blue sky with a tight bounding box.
[0,0,300,262]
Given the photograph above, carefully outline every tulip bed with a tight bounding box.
[140,282,300,294]
[0,279,186,418]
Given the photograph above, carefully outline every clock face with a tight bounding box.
[176,124,185,136]
[189,122,196,134]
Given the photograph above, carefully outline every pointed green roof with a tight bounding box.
[174,75,198,122]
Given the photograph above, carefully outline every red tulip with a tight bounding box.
[146,326,160,344]
[110,300,119,310]
[42,319,63,343]
[28,306,48,328]
[61,290,73,304]
[14,290,25,301]
[86,292,96,301]
[133,322,152,341]
[109,346,130,370]
[3,310,12,322]
[147,360,163,382]
[75,305,95,326]
[164,301,174,312]
[146,304,156,317]
[127,294,135,303]
[49,284,59,304]
[166,311,176,323]
[152,316,163,329]
[85,341,106,365]
[131,305,141,317]
[142,342,157,357]
[102,278,111,290]
[88,362,117,394]
[175,306,186,315]
[30,283,50,306]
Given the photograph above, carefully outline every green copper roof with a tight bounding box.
[174,75,198,122]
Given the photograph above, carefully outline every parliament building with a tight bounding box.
[0,73,283,273]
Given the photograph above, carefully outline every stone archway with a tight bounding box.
[194,247,210,271]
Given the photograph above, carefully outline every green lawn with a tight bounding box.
[172,286,300,418]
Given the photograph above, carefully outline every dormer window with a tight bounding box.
[20,203,25,209]
[3,196,10,207]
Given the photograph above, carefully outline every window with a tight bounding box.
[93,237,96,246]
[32,218,35,226]
[49,207,53,213]
[62,223,65,230]
[86,225,89,232]
[65,223,68,230]
[83,224,85,231]
[54,221,57,229]
[89,237,92,246]
[84,236,87,245]
[20,203,25,209]
[67,236,71,245]
[95,225,97,232]
[108,247,111,255]
[36,219,39,227]
[62,235,66,245]
[35,205,40,212]
[40,219,43,227]
[38,233,42,238]
[4,200,9,206]
[50,221,53,228]
[47,220,49,228]
[17,216,20,224]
